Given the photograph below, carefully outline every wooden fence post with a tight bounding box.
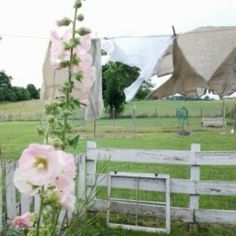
[20,195,31,214]
[189,143,201,225]
[5,161,17,219]
[0,160,2,232]
[86,141,97,202]
[77,154,86,200]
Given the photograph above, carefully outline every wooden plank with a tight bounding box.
[86,141,97,202]
[94,174,236,196]
[34,195,40,213]
[195,152,236,165]
[189,144,200,211]
[92,174,194,194]
[92,200,236,225]
[201,117,225,127]
[108,223,167,234]
[91,199,194,223]
[87,148,190,164]
[20,195,31,214]
[58,209,67,229]
[0,161,3,231]
[197,181,236,195]
[195,209,236,224]
[88,148,236,166]
[5,161,17,219]
[165,175,171,233]
[77,154,86,200]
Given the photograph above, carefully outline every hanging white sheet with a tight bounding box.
[102,36,172,101]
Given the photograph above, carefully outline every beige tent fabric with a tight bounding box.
[151,38,208,98]
[151,26,236,98]
[156,44,173,77]
[178,27,236,82]
[209,47,236,96]
[40,39,103,119]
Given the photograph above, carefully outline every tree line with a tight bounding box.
[0,71,40,102]
[1,62,153,117]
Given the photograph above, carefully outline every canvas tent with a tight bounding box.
[151,26,236,98]
[41,39,103,120]
[102,35,172,101]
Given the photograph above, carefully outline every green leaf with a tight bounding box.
[68,134,80,148]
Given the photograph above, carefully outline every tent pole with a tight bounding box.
[171,25,177,37]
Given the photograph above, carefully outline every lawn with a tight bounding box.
[1,99,236,235]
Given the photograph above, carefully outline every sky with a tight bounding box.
[1,0,236,88]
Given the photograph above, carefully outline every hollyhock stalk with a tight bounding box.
[36,186,44,236]
[62,4,78,149]
[12,0,94,235]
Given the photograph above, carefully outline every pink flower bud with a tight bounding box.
[11,212,35,228]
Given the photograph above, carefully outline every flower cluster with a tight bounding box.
[13,144,76,211]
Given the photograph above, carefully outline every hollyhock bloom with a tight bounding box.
[57,150,76,178]
[11,212,34,228]
[57,188,76,212]
[50,30,70,69]
[54,150,76,211]
[50,30,92,70]
[76,34,91,55]
[13,144,62,196]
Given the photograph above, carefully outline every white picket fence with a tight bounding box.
[1,141,236,231]
[84,141,236,225]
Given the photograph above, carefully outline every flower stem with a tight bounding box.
[36,187,44,236]
[62,6,78,149]
[45,122,50,144]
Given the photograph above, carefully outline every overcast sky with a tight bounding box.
[1,0,236,88]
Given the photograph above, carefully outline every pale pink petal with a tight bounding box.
[58,189,76,212]
[55,175,74,191]
[76,34,91,55]
[11,212,34,228]
[14,144,63,195]
[79,54,93,70]
[57,150,76,178]
[13,169,39,196]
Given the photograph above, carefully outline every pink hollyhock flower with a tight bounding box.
[57,188,76,212]
[13,144,62,196]
[11,212,34,228]
[73,52,95,90]
[50,30,70,69]
[76,34,92,55]
[54,150,76,211]
[78,53,93,71]
[57,150,76,178]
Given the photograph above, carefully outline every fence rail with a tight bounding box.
[85,141,236,225]
[1,142,236,231]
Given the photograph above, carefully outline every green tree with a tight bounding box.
[0,71,15,101]
[135,80,154,100]
[102,62,140,117]
[102,62,153,117]
[12,86,31,101]
[26,83,39,99]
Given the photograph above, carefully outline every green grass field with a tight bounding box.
[1,99,236,235]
